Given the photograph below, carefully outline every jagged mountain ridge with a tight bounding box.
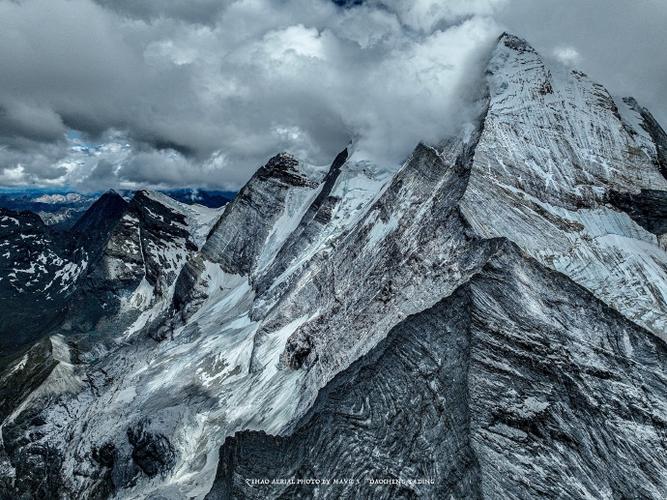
[0,190,224,360]
[53,190,224,346]
[0,33,666,499]
[70,191,129,255]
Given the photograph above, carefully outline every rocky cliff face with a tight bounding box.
[70,191,129,255]
[172,152,330,318]
[459,33,667,339]
[209,242,667,499]
[1,33,666,500]
[45,190,224,342]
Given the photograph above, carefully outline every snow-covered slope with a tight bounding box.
[460,33,667,339]
[1,33,666,500]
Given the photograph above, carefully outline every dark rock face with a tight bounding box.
[78,189,196,300]
[204,153,322,276]
[70,190,129,256]
[0,337,57,422]
[0,192,130,358]
[91,442,117,469]
[208,284,479,500]
[89,442,118,500]
[9,437,64,500]
[608,97,667,244]
[127,421,176,478]
[50,207,143,339]
[0,188,212,350]
[608,189,667,237]
[0,209,74,358]
[208,244,667,499]
[624,97,667,180]
[173,152,326,317]
[56,189,202,340]
[499,31,536,54]
[131,191,197,296]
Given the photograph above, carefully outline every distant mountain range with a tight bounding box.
[0,188,234,230]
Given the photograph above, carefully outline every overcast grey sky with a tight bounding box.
[0,0,665,191]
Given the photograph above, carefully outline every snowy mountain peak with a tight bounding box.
[460,33,667,338]
[253,152,328,189]
[488,32,554,102]
[2,33,667,500]
[71,189,128,245]
[497,31,536,53]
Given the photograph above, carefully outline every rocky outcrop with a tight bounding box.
[127,420,176,478]
[172,153,328,317]
[203,153,325,277]
[608,189,667,241]
[622,96,667,180]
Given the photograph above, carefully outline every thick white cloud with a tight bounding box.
[553,46,582,67]
[377,0,507,32]
[0,0,665,191]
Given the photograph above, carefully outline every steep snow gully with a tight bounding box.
[1,33,666,499]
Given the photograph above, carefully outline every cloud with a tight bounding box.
[93,0,226,24]
[0,102,66,143]
[553,46,581,67]
[0,0,665,191]
[0,139,70,186]
[0,0,502,190]
[374,0,507,32]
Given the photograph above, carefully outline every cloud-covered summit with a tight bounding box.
[0,0,665,191]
